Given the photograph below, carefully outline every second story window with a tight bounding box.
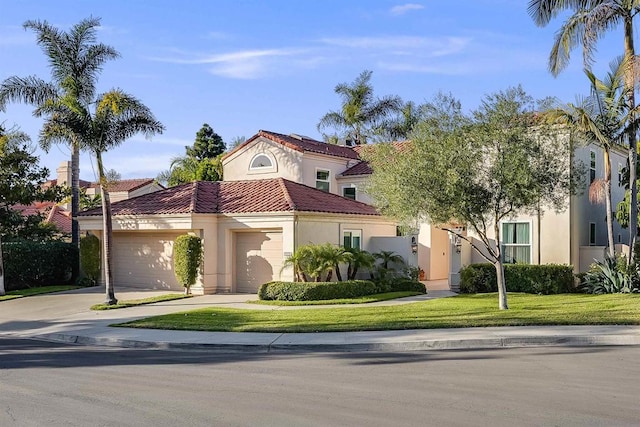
[590,150,596,184]
[250,154,273,169]
[316,169,330,192]
[343,186,356,200]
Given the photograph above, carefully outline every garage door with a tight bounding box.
[112,232,183,290]
[235,231,283,293]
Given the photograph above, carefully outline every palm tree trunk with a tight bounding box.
[71,140,81,280]
[335,263,343,281]
[604,149,615,257]
[624,18,637,265]
[0,234,5,297]
[97,153,117,305]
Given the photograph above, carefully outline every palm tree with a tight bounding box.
[376,101,425,141]
[317,70,402,145]
[317,244,352,282]
[528,0,640,263]
[41,89,164,305]
[281,246,312,282]
[0,17,119,251]
[545,57,629,257]
[374,250,405,270]
[344,247,376,280]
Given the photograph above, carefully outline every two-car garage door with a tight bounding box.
[112,231,182,291]
[235,231,283,293]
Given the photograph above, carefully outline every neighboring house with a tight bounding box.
[78,178,396,294]
[12,201,71,235]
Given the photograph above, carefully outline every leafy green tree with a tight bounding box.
[529,0,640,263]
[186,123,225,160]
[545,57,630,257]
[317,70,402,145]
[363,88,577,310]
[0,17,119,250]
[41,89,164,305]
[0,125,64,295]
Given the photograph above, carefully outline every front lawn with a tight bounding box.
[91,294,192,310]
[0,285,83,301]
[117,293,640,333]
[249,291,422,306]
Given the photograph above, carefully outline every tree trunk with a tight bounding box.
[97,153,117,305]
[624,18,637,265]
[335,263,343,281]
[347,263,354,280]
[604,149,615,257]
[325,270,332,282]
[0,234,5,297]
[71,140,81,280]
[494,221,508,310]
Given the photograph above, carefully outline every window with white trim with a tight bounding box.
[316,169,330,192]
[501,222,531,264]
[589,150,596,184]
[249,154,273,169]
[343,229,361,250]
[342,186,356,200]
[589,223,596,246]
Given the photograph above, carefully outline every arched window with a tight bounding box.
[250,154,273,169]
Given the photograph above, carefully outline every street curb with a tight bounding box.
[31,331,640,353]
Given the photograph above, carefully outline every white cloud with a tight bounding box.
[320,36,471,57]
[390,3,424,16]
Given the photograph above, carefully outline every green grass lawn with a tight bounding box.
[0,285,83,301]
[248,291,422,306]
[117,292,640,333]
[91,294,192,310]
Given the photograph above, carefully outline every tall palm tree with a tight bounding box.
[528,0,640,262]
[317,70,402,145]
[41,90,164,304]
[376,101,425,141]
[344,247,376,280]
[545,57,629,257]
[0,17,119,251]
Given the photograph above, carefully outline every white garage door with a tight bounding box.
[235,231,283,293]
[112,232,183,291]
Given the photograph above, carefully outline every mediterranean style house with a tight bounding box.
[78,130,627,293]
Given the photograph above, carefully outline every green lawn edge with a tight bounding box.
[248,291,423,306]
[116,293,640,333]
[0,285,84,301]
[91,294,192,310]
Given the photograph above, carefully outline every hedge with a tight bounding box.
[459,263,576,294]
[3,240,79,291]
[258,279,426,301]
[173,234,202,293]
[80,234,101,285]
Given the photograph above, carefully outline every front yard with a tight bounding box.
[118,293,640,333]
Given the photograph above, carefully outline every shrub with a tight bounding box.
[3,240,79,291]
[582,255,639,294]
[80,234,101,285]
[459,263,576,294]
[379,278,427,294]
[173,234,203,294]
[258,280,378,301]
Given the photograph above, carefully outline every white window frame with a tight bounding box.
[315,168,331,192]
[342,184,357,200]
[500,220,532,264]
[342,229,362,250]
[589,222,597,246]
[248,152,277,174]
[589,149,596,184]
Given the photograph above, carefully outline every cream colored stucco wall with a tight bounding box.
[295,214,396,250]
[336,175,374,204]
[222,137,303,182]
[300,153,353,195]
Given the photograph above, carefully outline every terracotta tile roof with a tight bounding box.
[224,130,360,160]
[339,161,373,176]
[88,178,161,193]
[12,202,72,234]
[79,178,380,217]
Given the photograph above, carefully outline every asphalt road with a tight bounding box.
[0,338,638,426]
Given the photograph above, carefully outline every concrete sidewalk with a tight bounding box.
[1,287,639,353]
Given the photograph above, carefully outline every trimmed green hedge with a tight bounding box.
[80,234,101,285]
[3,240,79,291]
[173,234,202,293]
[258,279,426,301]
[459,263,576,294]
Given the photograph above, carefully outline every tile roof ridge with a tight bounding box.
[189,181,199,213]
[278,178,297,210]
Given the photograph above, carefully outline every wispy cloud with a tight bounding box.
[320,36,471,57]
[390,3,424,16]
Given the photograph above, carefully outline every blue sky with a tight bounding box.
[0,0,624,181]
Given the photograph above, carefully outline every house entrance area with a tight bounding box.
[234,230,283,293]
